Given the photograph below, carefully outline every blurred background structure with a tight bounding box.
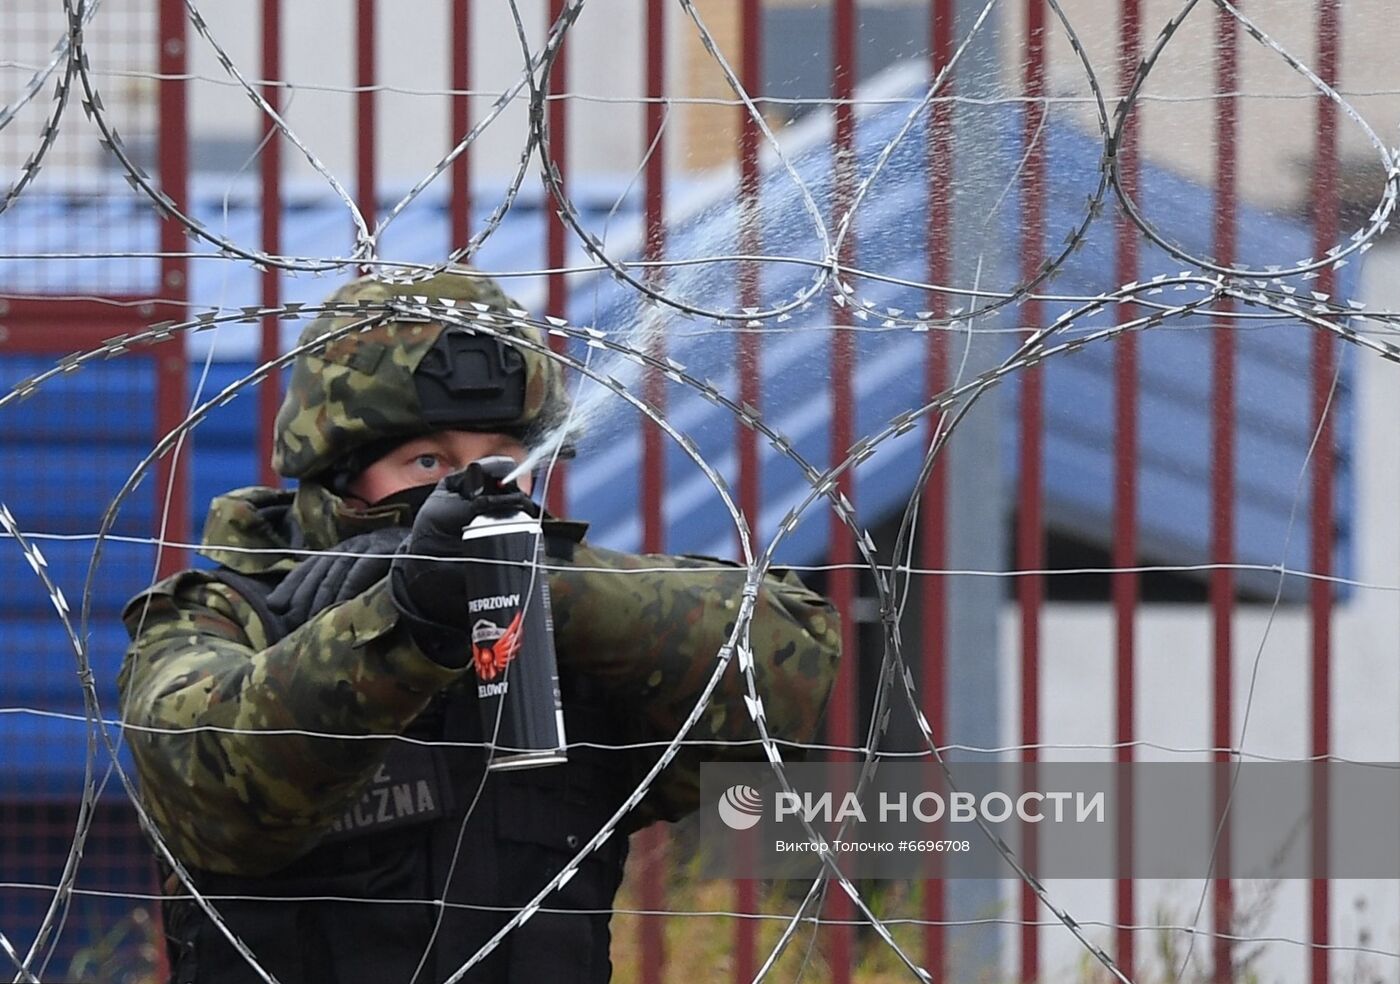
[2,1,1398,981]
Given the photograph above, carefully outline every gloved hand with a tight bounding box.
[267,527,409,628]
[390,459,539,665]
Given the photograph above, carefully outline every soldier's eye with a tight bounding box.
[415,453,441,470]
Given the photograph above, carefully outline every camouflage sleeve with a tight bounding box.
[546,546,842,825]
[118,572,463,876]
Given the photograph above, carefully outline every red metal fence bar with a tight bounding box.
[156,0,189,577]
[1018,0,1047,978]
[450,0,472,249]
[734,3,762,980]
[736,5,763,533]
[825,2,858,981]
[921,0,954,976]
[1310,3,1340,981]
[1113,3,1141,976]
[1210,3,1239,978]
[637,3,667,981]
[544,0,569,517]
[355,0,376,233]
[258,0,282,489]
[639,10,666,597]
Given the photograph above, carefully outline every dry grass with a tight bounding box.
[609,825,960,984]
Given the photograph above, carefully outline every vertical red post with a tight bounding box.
[156,0,189,577]
[450,0,472,248]
[637,4,667,982]
[544,0,570,518]
[734,4,762,981]
[736,4,763,533]
[355,0,377,232]
[1210,3,1239,979]
[640,9,667,555]
[1019,1,1046,979]
[921,1,954,976]
[1310,4,1339,982]
[826,4,858,983]
[1112,2,1140,977]
[258,0,282,489]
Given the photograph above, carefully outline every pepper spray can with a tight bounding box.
[459,456,568,771]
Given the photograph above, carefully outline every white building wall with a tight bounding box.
[1000,243,1400,982]
[999,0,1400,214]
[178,0,658,189]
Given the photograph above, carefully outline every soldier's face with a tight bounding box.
[346,429,533,505]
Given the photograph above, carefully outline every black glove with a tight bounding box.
[267,527,409,629]
[390,458,539,665]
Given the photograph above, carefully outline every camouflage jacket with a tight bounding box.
[118,482,840,876]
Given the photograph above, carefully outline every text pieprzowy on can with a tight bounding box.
[458,458,567,771]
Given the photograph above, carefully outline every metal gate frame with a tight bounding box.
[3,0,1351,980]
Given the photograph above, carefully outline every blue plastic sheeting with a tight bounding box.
[0,620,130,710]
[0,711,138,800]
[0,181,649,359]
[0,100,1357,797]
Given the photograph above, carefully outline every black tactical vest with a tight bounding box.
[161,564,637,983]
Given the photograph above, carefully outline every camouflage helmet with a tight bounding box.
[272,270,568,482]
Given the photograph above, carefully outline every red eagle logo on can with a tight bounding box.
[471,613,524,681]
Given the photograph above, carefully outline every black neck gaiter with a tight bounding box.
[368,481,438,523]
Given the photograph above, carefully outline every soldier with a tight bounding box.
[118,270,841,984]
